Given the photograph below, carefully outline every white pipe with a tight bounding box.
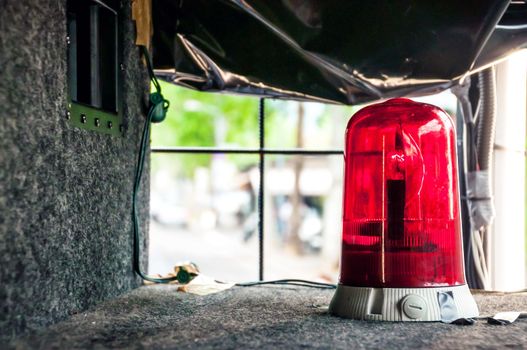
[491,50,527,291]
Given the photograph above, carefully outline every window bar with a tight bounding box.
[151,147,343,155]
[149,99,345,282]
[258,98,265,281]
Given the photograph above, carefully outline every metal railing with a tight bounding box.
[151,98,344,280]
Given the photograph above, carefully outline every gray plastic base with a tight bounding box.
[329,284,479,321]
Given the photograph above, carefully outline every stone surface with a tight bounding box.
[0,0,149,339]
[4,286,527,349]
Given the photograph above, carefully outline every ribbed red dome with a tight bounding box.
[339,98,466,288]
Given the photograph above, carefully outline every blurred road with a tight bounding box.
[148,222,338,283]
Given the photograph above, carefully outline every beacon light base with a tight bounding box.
[329,284,479,322]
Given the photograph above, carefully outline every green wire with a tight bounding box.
[133,47,338,289]
[141,46,161,92]
[132,47,178,284]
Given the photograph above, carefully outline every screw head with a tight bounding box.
[401,294,427,319]
[80,114,87,124]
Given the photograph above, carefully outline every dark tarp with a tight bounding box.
[151,0,526,105]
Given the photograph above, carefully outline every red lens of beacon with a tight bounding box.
[340,98,465,288]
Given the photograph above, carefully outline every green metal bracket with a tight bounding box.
[66,0,124,137]
[67,101,124,137]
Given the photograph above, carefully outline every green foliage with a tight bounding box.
[150,82,355,178]
[151,82,274,176]
[264,100,298,149]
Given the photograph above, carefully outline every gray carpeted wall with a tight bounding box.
[0,0,149,339]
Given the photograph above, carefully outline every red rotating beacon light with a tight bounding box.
[329,98,478,322]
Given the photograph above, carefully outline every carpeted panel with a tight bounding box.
[0,0,149,339]
[6,286,527,349]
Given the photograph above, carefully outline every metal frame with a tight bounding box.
[151,98,344,280]
[66,0,124,137]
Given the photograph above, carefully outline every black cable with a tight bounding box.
[141,46,161,93]
[453,81,481,289]
[236,279,336,290]
[469,67,496,290]
[476,67,497,171]
[456,101,476,288]
[467,109,482,289]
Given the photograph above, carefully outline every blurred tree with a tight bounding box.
[150,82,349,179]
[290,102,305,252]
[151,82,271,176]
